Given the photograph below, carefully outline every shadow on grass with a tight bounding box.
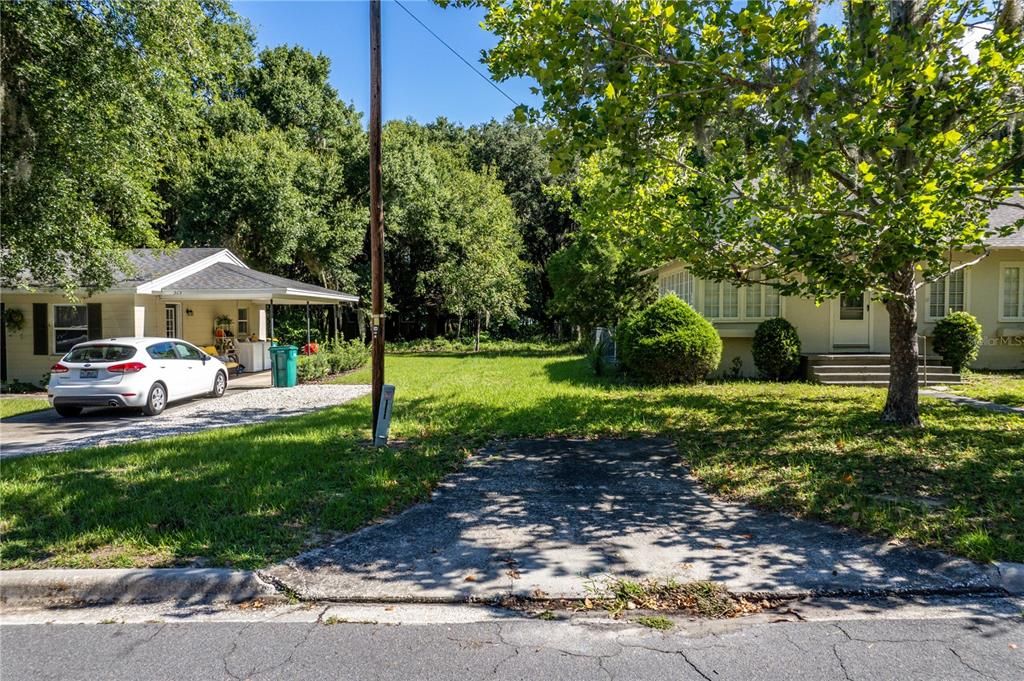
[2,354,1021,579]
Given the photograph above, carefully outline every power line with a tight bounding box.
[392,0,523,108]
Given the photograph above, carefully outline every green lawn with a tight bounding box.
[0,398,50,420]
[1,351,1021,569]
[945,370,1024,408]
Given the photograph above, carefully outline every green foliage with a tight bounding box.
[1,0,253,295]
[617,296,721,384]
[547,232,656,332]
[321,340,370,375]
[932,311,983,372]
[296,352,330,383]
[469,0,1024,421]
[752,318,802,381]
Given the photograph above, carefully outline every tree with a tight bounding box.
[434,167,527,348]
[174,45,367,294]
[464,119,576,328]
[1,0,252,294]
[467,0,1024,426]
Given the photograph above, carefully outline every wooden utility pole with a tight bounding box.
[368,0,385,435]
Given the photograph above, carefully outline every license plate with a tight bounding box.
[80,369,98,378]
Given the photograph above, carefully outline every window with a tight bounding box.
[64,345,136,363]
[704,281,740,319]
[839,291,866,320]
[237,308,249,335]
[659,269,695,306]
[174,342,203,361]
[928,269,965,319]
[744,273,782,319]
[1002,264,1024,320]
[53,305,88,354]
[147,342,178,360]
[659,266,783,321]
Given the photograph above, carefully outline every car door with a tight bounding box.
[173,342,209,397]
[145,341,181,400]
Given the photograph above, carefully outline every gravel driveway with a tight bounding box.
[0,384,371,459]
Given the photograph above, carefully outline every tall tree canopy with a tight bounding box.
[174,45,367,293]
[467,0,1024,425]
[1,0,252,293]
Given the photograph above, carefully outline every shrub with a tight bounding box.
[932,311,982,372]
[617,295,722,384]
[296,353,329,383]
[752,317,802,380]
[322,339,370,374]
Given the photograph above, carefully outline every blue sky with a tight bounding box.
[234,0,541,125]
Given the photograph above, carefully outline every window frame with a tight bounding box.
[998,261,1024,322]
[237,308,249,335]
[52,304,89,355]
[658,266,784,322]
[925,268,969,321]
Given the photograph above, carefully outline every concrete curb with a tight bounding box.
[986,562,1024,595]
[0,568,285,607]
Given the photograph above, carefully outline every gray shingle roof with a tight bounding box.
[985,198,1024,248]
[165,262,358,302]
[117,248,226,282]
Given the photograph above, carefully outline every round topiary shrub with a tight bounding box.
[752,317,802,380]
[617,295,722,384]
[932,311,982,372]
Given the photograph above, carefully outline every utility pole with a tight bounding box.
[368,0,385,436]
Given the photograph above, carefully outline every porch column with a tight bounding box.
[258,306,268,341]
[269,300,274,341]
[305,301,311,347]
[133,305,146,336]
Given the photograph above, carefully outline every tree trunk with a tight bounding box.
[882,264,921,427]
[474,315,481,352]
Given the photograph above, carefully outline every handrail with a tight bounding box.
[918,334,928,387]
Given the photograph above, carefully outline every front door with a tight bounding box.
[832,292,870,349]
[164,304,180,339]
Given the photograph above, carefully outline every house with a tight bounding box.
[0,248,359,385]
[647,204,1024,382]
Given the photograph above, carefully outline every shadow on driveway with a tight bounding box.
[265,438,990,601]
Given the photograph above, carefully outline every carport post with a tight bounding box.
[305,301,311,348]
[269,300,274,341]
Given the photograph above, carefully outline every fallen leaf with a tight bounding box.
[464,574,477,582]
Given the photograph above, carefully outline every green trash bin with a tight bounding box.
[270,345,299,387]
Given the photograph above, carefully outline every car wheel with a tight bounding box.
[210,371,227,398]
[55,405,82,418]
[142,382,167,416]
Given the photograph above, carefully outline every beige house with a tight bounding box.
[0,249,358,385]
[647,204,1024,380]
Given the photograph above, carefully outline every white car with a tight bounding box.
[48,337,228,417]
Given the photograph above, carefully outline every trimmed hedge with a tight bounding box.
[297,340,369,383]
[617,295,722,384]
[752,317,802,380]
[932,311,982,372]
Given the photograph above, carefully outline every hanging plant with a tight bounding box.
[4,308,25,333]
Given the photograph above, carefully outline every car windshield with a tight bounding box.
[64,345,137,363]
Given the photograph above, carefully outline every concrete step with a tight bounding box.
[817,378,962,386]
[815,373,961,385]
[810,364,953,375]
[806,354,942,367]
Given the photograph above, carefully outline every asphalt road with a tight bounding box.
[2,598,1022,680]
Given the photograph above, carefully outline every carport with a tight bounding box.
[157,262,360,369]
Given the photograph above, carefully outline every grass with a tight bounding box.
[1,350,1022,569]
[634,616,674,630]
[0,398,50,420]
[945,370,1024,408]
